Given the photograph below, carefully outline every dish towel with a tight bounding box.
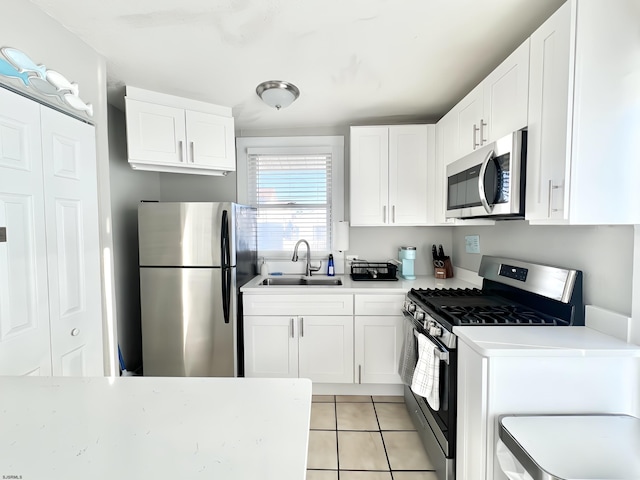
[411,331,441,411]
[398,316,417,385]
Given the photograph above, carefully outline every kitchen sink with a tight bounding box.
[260,277,343,286]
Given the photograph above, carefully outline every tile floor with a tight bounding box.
[307,394,437,480]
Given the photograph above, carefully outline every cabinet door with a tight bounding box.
[41,107,104,376]
[298,316,353,383]
[388,125,429,225]
[354,316,403,384]
[185,110,235,171]
[0,88,52,376]
[125,99,186,164]
[434,113,457,225]
[350,126,389,226]
[483,39,530,143]
[455,85,484,159]
[244,316,298,378]
[457,341,489,480]
[526,2,572,223]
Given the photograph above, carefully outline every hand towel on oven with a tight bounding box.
[398,316,417,385]
[411,331,440,411]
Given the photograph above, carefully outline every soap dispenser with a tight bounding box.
[260,257,269,277]
[327,254,335,276]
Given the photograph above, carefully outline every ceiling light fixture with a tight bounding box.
[256,80,300,110]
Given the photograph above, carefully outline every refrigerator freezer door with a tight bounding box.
[140,267,237,377]
[138,202,236,267]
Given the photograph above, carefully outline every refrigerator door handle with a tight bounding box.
[221,209,231,324]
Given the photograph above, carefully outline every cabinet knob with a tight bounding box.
[71,328,80,337]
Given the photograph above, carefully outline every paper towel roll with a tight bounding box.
[333,221,350,251]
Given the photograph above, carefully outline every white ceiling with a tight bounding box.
[29,0,564,131]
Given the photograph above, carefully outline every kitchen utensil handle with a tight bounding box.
[190,141,195,163]
[473,124,480,149]
[478,149,495,214]
[480,119,487,145]
[300,317,304,337]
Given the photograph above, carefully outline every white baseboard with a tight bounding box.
[312,383,404,396]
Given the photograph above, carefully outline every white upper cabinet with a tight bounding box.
[350,124,434,226]
[125,86,235,176]
[454,40,530,160]
[526,0,640,224]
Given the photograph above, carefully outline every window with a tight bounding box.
[237,136,344,258]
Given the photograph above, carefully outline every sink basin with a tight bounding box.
[260,277,343,286]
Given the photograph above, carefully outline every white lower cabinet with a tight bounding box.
[244,316,298,378]
[354,294,404,384]
[243,294,354,383]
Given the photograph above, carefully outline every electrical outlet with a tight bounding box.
[465,235,481,254]
[346,254,359,265]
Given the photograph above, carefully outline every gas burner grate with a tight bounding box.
[446,305,564,326]
[407,288,571,327]
[409,287,484,301]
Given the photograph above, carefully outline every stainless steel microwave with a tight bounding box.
[446,130,526,219]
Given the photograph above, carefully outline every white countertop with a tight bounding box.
[241,273,479,294]
[454,325,640,357]
[0,376,312,480]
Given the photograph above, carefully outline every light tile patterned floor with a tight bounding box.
[307,395,437,480]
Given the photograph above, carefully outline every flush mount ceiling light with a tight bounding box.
[256,80,300,110]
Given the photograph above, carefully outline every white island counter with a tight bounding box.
[0,376,312,480]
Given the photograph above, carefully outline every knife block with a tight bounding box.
[434,257,454,279]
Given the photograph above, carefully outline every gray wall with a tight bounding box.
[452,223,634,315]
[2,0,117,373]
[108,106,161,371]
[349,227,452,275]
[158,172,237,202]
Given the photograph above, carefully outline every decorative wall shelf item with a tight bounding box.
[0,46,93,118]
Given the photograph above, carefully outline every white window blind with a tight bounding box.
[247,152,332,256]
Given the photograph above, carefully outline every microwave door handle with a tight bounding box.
[478,149,495,214]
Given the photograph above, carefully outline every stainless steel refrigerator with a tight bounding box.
[138,202,257,377]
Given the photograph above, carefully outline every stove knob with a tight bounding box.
[429,325,442,337]
[407,303,416,313]
[414,310,425,321]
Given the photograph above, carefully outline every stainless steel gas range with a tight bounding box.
[401,256,584,480]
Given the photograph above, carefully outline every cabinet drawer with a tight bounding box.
[243,294,353,316]
[354,294,405,316]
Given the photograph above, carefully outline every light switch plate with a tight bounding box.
[465,235,480,254]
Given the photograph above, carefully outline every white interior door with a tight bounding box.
[41,107,104,376]
[0,88,51,376]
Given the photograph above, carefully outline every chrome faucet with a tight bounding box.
[292,239,321,276]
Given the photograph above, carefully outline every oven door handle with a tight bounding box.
[478,148,495,214]
[414,329,450,365]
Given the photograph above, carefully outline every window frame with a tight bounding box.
[236,136,345,260]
